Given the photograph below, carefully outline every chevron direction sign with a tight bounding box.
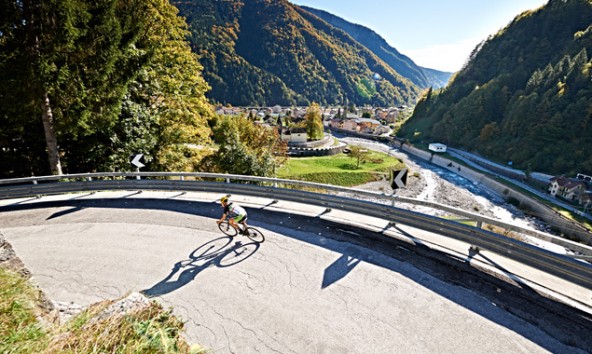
[390,168,408,189]
[131,154,145,169]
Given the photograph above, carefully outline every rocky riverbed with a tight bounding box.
[341,137,565,253]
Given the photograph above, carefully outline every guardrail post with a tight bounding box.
[226,178,230,183]
[476,221,483,229]
[85,176,96,194]
[180,176,184,181]
[31,178,40,198]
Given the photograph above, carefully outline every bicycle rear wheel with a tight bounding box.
[244,227,265,243]
[218,221,238,237]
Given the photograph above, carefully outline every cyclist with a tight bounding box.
[217,196,249,235]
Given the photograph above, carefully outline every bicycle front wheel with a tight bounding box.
[218,221,238,237]
[244,227,265,243]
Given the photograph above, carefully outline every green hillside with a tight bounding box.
[399,0,592,176]
[173,0,421,107]
[300,6,452,89]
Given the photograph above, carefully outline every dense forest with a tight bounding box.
[0,0,214,177]
[398,0,592,176]
[300,6,452,89]
[173,0,421,107]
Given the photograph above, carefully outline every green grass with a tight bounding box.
[0,268,48,353]
[558,209,592,232]
[277,151,405,187]
[0,268,203,354]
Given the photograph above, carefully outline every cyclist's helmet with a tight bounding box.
[220,196,229,203]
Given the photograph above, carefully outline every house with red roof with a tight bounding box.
[549,176,586,202]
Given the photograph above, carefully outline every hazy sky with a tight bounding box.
[290,0,548,72]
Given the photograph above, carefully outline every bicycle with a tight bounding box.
[218,220,265,243]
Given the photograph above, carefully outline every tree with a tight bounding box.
[304,102,324,140]
[0,0,213,176]
[204,115,287,176]
[0,0,92,175]
[349,145,368,168]
[136,0,213,172]
[1,0,148,175]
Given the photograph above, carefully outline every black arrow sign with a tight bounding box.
[130,154,145,168]
[390,168,408,189]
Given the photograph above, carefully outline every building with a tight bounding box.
[548,176,586,202]
[580,191,592,211]
[280,127,307,144]
[429,143,447,153]
[354,118,381,133]
[341,119,358,131]
[576,173,592,183]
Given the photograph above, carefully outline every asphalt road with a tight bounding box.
[1,192,591,353]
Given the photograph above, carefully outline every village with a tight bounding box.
[214,105,592,214]
[214,104,412,139]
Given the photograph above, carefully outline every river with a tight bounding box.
[337,136,571,255]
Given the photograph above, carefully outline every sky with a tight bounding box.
[290,0,548,72]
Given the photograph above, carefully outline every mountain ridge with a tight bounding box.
[173,0,422,107]
[298,5,452,89]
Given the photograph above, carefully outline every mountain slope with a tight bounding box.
[420,66,452,89]
[173,0,421,106]
[299,6,452,89]
[398,0,592,176]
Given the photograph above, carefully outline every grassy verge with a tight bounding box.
[277,151,405,187]
[0,268,48,353]
[46,300,201,353]
[0,268,203,354]
[558,209,592,231]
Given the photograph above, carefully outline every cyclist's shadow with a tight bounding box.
[141,236,260,297]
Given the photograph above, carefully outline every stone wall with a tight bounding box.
[330,127,391,143]
[287,134,332,148]
[288,143,345,156]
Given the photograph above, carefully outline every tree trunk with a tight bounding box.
[22,0,63,175]
[40,92,63,175]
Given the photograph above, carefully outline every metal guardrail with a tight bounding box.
[1,172,592,289]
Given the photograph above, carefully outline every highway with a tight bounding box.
[1,191,591,353]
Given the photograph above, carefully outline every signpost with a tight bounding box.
[131,154,145,180]
[390,168,408,190]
